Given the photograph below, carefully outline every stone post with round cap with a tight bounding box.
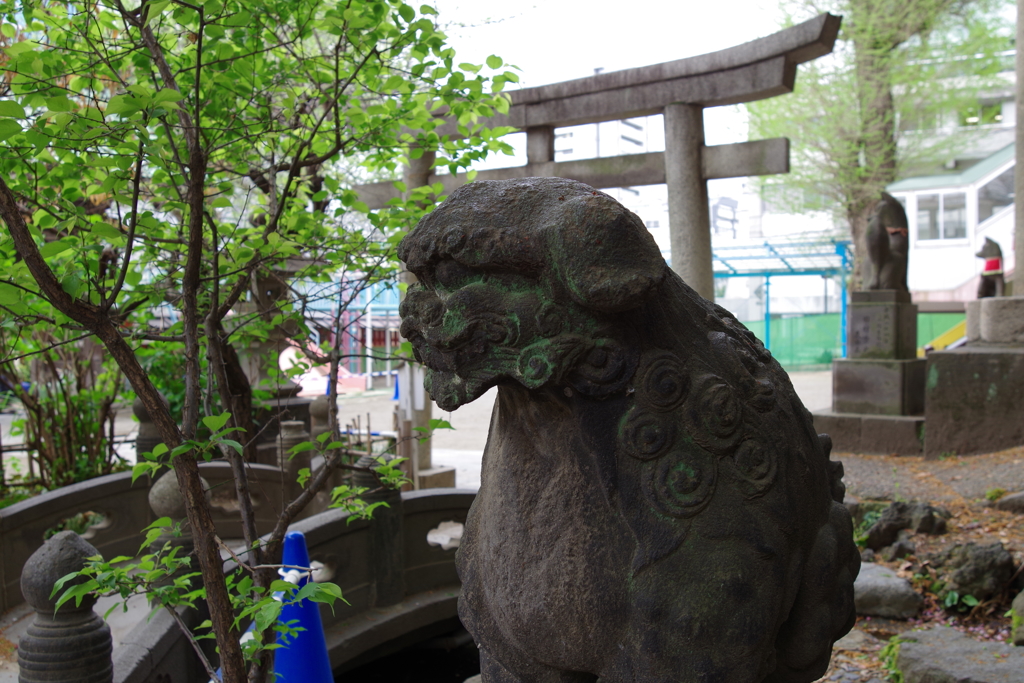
[18,531,112,683]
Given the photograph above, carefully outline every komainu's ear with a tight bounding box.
[549,194,666,312]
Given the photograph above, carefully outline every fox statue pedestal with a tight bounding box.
[924,295,1024,457]
[814,290,926,455]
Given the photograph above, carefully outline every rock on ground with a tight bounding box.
[927,542,1016,602]
[865,501,948,551]
[994,491,1024,514]
[854,563,922,619]
[896,626,1024,683]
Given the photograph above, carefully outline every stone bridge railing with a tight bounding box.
[1,461,292,614]
[110,488,474,682]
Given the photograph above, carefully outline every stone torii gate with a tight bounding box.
[358,13,841,300]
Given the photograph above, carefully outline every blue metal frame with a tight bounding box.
[711,240,853,356]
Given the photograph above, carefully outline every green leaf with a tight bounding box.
[91,223,123,241]
[202,412,231,432]
[152,89,183,105]
[398,4,415,22]
[145,517,173,531]
[288,441,316,456]
[46,95,73,112]
[39,239,72,258]
[219,439,243,455]
[106,95,141,116]
[961,594,979,607]
[254,599,282,633]
[0,100,26,118]
[0,24,15,38]
[132,462,156,484]
[0,119,22,142]
[486,55,503,70]
[0,284,21,305]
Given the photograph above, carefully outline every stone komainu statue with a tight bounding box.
[865,192,909,291]
[398,178,859,683]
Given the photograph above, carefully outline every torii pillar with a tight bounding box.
[665,104,714,298]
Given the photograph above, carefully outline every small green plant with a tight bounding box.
[0,485,40,509]
[854,509,883,548]
[939,451,957,461]
[942,590,980,612]
[985,488,1007,502]
[879,636,909,683]
[43,511,106,540]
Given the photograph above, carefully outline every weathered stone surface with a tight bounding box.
[847,291,916,360]
[896,626,1024,683]
[19,531,113,683]
[147,472,210,519]
[854,563,922,619]
[1012,590,1024,646]
[879,530,916,562]
[994,491,1024,514]
[832,358,925,416]
[965,300,982,342]
[813,412,924,455]
[979,295,1024,344]
[927,543,1016,602]
[865,501,948,551]
[398,177,859,683]
[924,346,1024,458]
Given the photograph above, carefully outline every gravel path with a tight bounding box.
[838,447,1024,504]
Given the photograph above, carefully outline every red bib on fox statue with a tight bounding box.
[398,177,859,683]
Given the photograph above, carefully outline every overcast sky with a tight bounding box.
[431,0,787,88]
[430,0,794,153]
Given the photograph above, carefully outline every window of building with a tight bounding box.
[960,103,1002,126]
[916,192,966,240]
[978,165,1014,223]
[917,195,939,240]
[942,193,966,238]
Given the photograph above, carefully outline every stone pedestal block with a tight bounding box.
[847,290,918,360]
[924,346,1024,458]
[979,295,1024,343]
[417,466,456,489]
[965,300,982,342]
[811,413,925,456]
[832,358,926,416]
[812,412,924,456]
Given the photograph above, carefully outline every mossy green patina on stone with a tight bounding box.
[398,177,860,683]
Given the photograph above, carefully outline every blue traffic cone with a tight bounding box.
[273,530,333,682]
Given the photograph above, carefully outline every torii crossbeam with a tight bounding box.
[358,13,842,300]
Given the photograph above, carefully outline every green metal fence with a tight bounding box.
[740,312,966,371]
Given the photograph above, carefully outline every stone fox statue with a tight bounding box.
[976,237,1005,298]
[866,193,909,291]
[398,178,859,683]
